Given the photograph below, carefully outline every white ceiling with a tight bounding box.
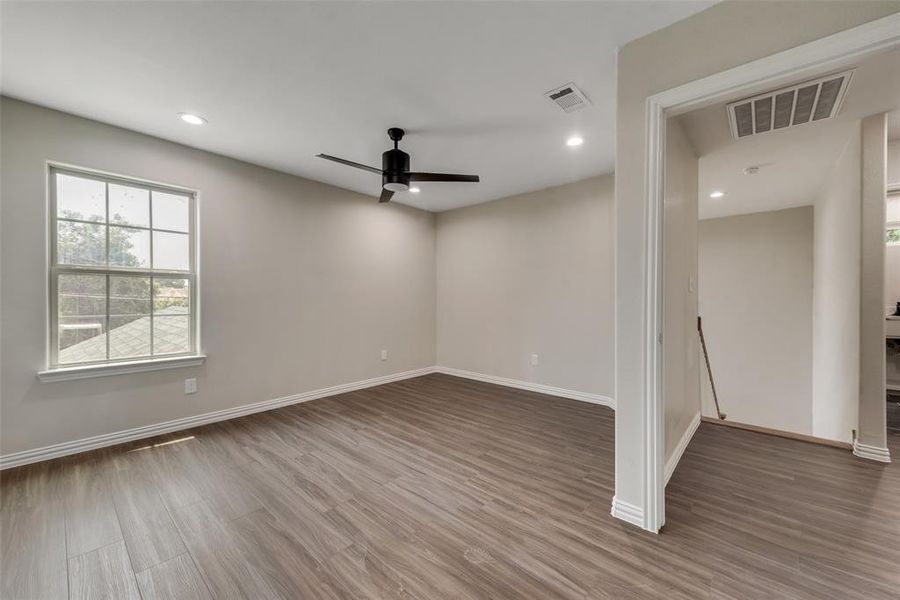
[679,46,900,220]
[0,1,712,212]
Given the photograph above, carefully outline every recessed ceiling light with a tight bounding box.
[566,136,584,147]
[409,187,421,193]
[710,191,726,199]
[178,113,207,125]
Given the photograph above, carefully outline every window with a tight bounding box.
[48,166,198,371]
[889,227,900,245]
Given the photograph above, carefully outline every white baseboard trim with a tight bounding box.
[433,366,615,409]
[0,366,437,470]
[664,410,701,486]
[852,440,892,463]
[610,496,646,530]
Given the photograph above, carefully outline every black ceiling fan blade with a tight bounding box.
[316,154,383,175]
[379,188,395,203]
[407,172,480,183]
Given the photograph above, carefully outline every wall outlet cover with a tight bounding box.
[184,378,197,394]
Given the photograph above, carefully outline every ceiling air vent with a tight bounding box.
[545,82,591,113]
[727,70,853,140]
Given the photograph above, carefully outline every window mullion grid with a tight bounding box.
[150,189,155,356]
[105,182,111,361]
[189,194,196,355]
[189,272,195,355]
[105,273,111,361]
[53,264,188,277]
[54,216,184,235]
[150,275,155,357]
[50,267,59,368]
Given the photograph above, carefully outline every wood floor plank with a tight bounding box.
[0,460,63,511]
[109,465,187,573]
[1,374,897,599]
[236,446,343,512]
[169,500,280,599]
[64,501,122,560]
[0,501,68,600]
[239,460,354,562]
[317,542,414,600]
[125,440,206,511]
[68,540,141,600]
[229,508,332,599]
[135,553,212,600]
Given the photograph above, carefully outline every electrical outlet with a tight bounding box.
[530,354,539,367]
[184,378,197,395]
[381,349,388,361]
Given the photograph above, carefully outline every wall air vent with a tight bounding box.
[727,70,854,140]
[545,82,591,113]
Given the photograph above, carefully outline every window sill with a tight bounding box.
[38,355,206,383]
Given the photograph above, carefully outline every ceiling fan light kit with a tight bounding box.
[317,128,480,203]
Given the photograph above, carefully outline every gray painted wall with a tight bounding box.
[812,129,861,442]
[435,176,615,398]
[699,207,815,434]
[1,98,437,456]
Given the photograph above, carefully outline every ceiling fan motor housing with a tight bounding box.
[382,148,410,191]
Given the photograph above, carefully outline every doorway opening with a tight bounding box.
[638,13,900,532]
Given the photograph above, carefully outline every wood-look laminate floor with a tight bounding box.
[2,374,898,599]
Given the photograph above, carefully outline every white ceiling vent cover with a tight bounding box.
[727,70,854,140]
[545,83,591,113]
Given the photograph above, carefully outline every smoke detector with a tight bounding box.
[727,70,854,140]
[545,83,591,114]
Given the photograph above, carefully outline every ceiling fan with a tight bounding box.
[317,128,480,203]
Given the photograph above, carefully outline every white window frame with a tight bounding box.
[39,164,204,382]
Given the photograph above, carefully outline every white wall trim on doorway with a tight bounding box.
[610,496,645,529]
[852,440,892,463]
[634,11,900,533]
[664,410,701,486]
